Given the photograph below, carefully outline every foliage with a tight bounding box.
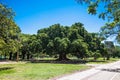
[76,0,120,23]
[71,39,88,59]
[93,50,101,60]
[35,23,104,60]
[104,41,115,60]
[76,0,120,42]
[112,46,120,58]
[0,3,21,60]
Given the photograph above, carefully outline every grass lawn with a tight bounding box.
[0,62,88,80]
[87,58,120,64]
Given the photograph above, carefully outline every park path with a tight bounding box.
[55,60,120,80]
[0,61,22,64]
[0,61,16,64]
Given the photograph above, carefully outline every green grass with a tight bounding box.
[87,58,120,64]
[0,57,118,80]
[0,62,88,80]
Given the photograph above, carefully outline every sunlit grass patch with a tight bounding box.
[0,63,88,80]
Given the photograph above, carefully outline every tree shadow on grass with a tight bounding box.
[100,68,120,73]
[30,59,87,64]
[86,60,106,63]
[30,59,109,64]
[0,67,14,71]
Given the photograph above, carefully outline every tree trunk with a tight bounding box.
[13,53,16,60]
[106,55,110,60]
[27,54,30,60]
[22,53,25,60]
[9,52,12,60]
[30,55,33,59]
[16,52,19,62]
[57,53,69,61]
[94,57,97,61]
[13,52,19,61]
[4,53,7,60]
[0,55,2,60]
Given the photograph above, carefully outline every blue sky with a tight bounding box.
[3,0,106,34]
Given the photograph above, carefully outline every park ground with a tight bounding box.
[0,58,119,80]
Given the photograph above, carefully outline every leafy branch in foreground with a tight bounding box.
[76,0,120,42]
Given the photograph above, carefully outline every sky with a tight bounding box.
[2,0,107,34]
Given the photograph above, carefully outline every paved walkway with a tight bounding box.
[55,61,120,80]
[0,61,16,64]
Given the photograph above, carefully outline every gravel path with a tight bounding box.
[0,61,18,64]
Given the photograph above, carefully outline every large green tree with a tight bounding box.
[0,3,21,60]
[36,22,103,61]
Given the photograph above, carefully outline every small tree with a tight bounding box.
[93,50,101,61]
[105,41,115,60]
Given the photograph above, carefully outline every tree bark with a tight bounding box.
[94,57,97,61]
[22,52,26,60]
[16,52,19,62]
[13,53,16,60]
[13,52,19,61]
[27,54,30,60]
[9,52,12,60]
[57,53,69,61]
[4,53,7,60]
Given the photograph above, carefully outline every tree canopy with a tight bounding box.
[76,0,120,42]
[0,3,21,60]
[35,23,104,60]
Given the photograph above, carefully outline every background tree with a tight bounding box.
[29,35,42,59]
[0,3,21,60]
[104,41,115,60]
[113,46,120,58]
[37,33,49,54]
[20,34,31,60]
